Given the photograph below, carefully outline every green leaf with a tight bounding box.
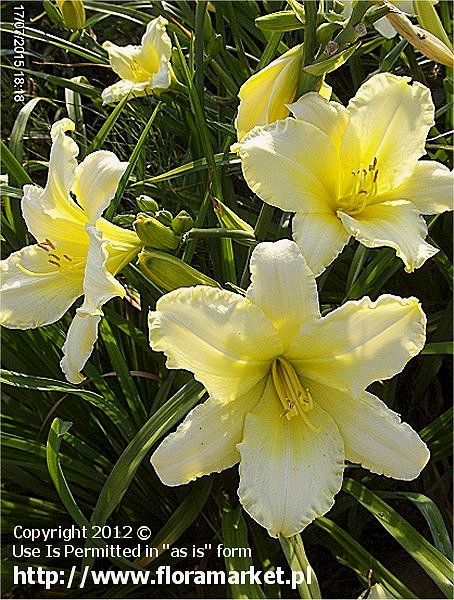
[280,534,321,599]
[315,517,416,598]
[0,369,135,440]
[344,478,454,597]
[219,498,265,599]
[422,341,453,355]
[87,94,129,153]
[0,140,33,186]
[105,102,161,219]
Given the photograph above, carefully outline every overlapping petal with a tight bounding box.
[237,119,340,213]
[338,201,438,272]
[345,73,434,191]
[246,239,320,348]
[71,150,128,223]
[292,212,351,277]
[60,225,126,383]
[102,42,147,82]
[139,16,172,85]
[22,119,86,244]
[149,286,283,401]
[287,294,426,396]
[238,379,344,537]
[151,381,265,486]
[287,92,349,147]
[0,245,83,329]
[380,160,454,215]
[309,380,430,480]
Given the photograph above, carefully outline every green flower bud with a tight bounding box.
[172,211,194,235]
[213,197,254,233]
[137,249,219,292]
[112,214,135,227]
[133,213,179,251]
[154,210,174,227]
[136,195,159,214]
[56,0,86,30]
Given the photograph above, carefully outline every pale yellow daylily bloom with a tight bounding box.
[235,73,453,275]
[0,119,141,384]
[340,0,438,39]
[149,239,429,538]
[235,45,304,140]
[101,16,172,103]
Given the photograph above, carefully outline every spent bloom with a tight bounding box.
[149,240,429,537]
[102,17,172,103]
[0,119,141,384]
[235,73,453,276]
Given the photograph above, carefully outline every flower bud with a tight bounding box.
[171,211,194,235]
[154,210,174,227]
[137,249,219,292]
[413,0,452,49]
[136,195,159,214]
[212,197,254,233]
[56,0,86,30]
[133,213,179,251]
[386,7,454,67]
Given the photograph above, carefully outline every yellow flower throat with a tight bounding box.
[271,357,319,431]
[16,239,83,280]
[338,157,379,216]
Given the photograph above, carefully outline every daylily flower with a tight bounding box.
[235,44,333,141]
[235,73,453,276]
[149,239,429,537]
[340,0,438,39]
[101,17,172,104]
[0,119,141,384]
[235,45,304,140]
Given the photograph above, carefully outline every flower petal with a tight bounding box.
[236,118,340,213]
[287,294,426,397]
[22,119,86,243]
[71,151,128,223]
[235,45,303,140]
[60,225,125,383]
[101,80,142,104]
[338,201,438,272]
[149,286,283,402]
[102,42,148,82]
[0,244,82,328]
[381,160,454,215]
[309,380,430,480]
[246,240,320,348]
[151,381,265,486]
[287,92,349,147]
[138,16,172,83]
[345,73,434,190]
[238,378,344,537]
[292,212,351,276]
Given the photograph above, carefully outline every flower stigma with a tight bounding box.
[338,157,379,216]
[271,357,320,431]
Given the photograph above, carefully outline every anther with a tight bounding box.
[48,259,60,267]
[37,243,50,252]
[48,253,61,261]
[63,254,72,261]
[45,238,56,250]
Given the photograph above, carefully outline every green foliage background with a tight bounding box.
[0,1,452,598]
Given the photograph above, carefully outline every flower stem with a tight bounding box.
[279,534,321,599]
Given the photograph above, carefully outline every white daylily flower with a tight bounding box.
[149,239,429,538]
[0,118,142,384]
[101,17,172,103]
[235,73,453,276]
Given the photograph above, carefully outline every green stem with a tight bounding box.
[279,534,321,599]
[303,0,318,66]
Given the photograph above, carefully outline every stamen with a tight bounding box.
[45,238,56,250]
[271,357,320,430]
[37,243,50,252]
[48,253,61,261]
[48,259,60,267]
[63,254,72,262]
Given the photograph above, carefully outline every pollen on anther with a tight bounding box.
[48,259,60,267]
[48,253,61,261]
[63,254,72,262]
[45,238,56,250]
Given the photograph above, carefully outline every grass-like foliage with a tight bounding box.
[1,1,452,598]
